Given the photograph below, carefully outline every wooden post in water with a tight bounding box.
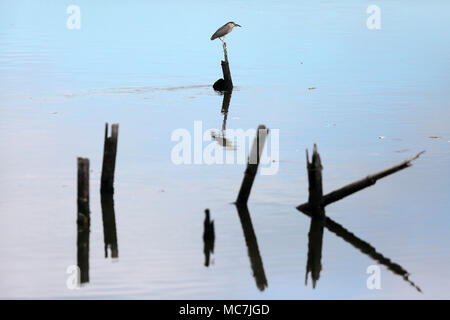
[306,144,325,218]
[77,158,90,222]
[101,192,119,259]
[297,150,425,214]
[101,123,119,194]
[213,42,233,92]
[77,157,90,284]
[236,125,269,205]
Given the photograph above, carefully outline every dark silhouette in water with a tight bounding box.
[101,192,118,258]
[305,215,325,288]
[309,212,422,292]
[235,204,268,291]
[211,91,235,150]
[77,216,90,284]
[203,209,215,267]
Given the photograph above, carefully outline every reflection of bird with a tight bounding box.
[210,22,241,43]
[211,131,235,150]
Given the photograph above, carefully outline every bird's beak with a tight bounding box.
[235,24,241,27]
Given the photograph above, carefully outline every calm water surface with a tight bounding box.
[0,0,449,299]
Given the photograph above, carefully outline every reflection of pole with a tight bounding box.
[236,125,269,205]
[77,157,90,284]
[203,209,215,267]
[101,123,119,194]
[301,210,422,292]
[235,204,268,291]
[101,192,118,258]
[305,217,325,288]
[221,91,231,132]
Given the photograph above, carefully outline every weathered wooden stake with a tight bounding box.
[101,192,118,259]
[213,42,233,92]
[77,157,90,223]
[101,123,119,194]
[306,144,325,218]
[77,157,90,284]
[236,125,269,205]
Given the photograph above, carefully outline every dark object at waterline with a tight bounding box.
[203,209,215,267]
[236,125,269,205]
[101,123,119,194]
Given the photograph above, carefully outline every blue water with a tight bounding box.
[0,0,449,299]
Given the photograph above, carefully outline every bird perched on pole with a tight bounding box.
[210,22,241,43]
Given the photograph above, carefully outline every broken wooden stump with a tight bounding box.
[236,125,269,205]
[213,41,233,92]
[203,209,215,267]
[76,157,90,284]
[100,123,119,194]
[297,150,425,214]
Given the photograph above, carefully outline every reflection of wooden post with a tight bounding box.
[101,123,119,194]
[77,157,90,284]
[203,209,215,267]
[300,210,422,292]
[221,91,232,132]
[305,217,324,288]
[213,42,233,92]
[236,125,269,205]
[235,204,268,291]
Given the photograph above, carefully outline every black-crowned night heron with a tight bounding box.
[210,22,241,43]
